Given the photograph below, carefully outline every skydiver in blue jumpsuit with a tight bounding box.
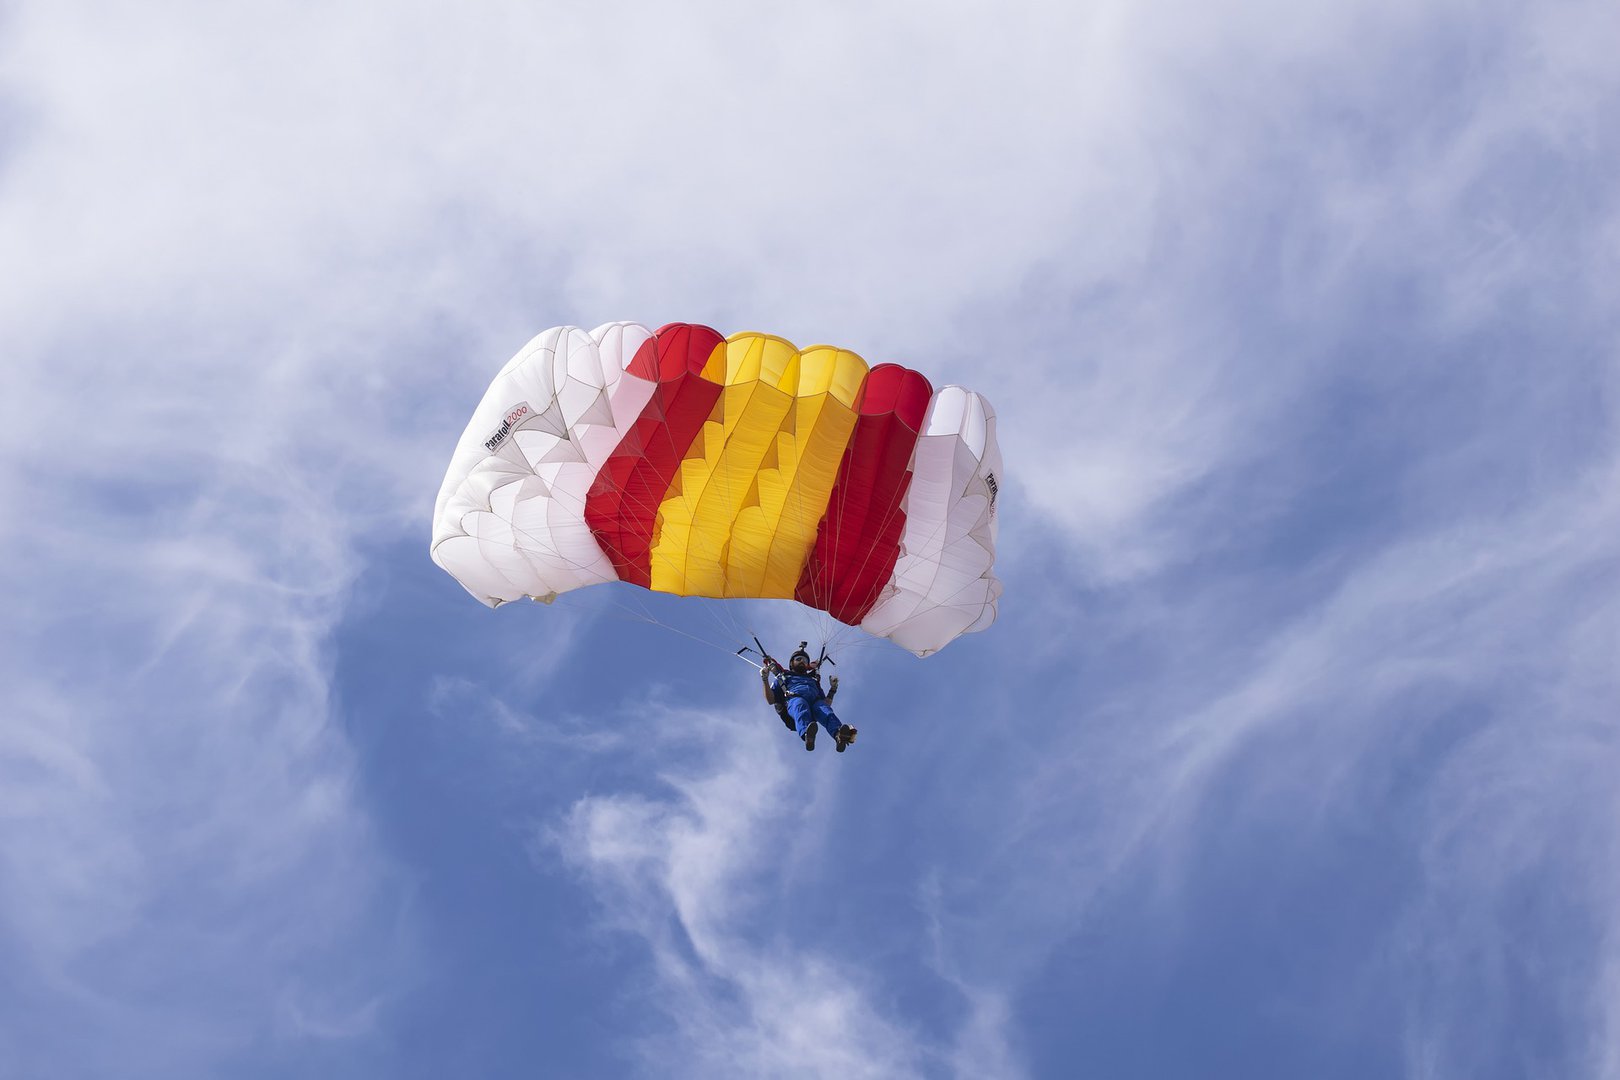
[761,648,857,752]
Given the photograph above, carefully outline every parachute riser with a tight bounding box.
[739,636,835,672]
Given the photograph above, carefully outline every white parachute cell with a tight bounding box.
[431,322,655,605]
[859,388,1002,656]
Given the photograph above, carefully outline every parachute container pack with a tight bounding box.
[431,322,1002,656]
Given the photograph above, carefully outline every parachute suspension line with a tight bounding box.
[616,576,751,661]
[789,395,825,615]
[814,401,858,618]
[594,587,743,661]
[592,381,752,654]
[810,421,862,662]
[824,436,872,641]
[492,459,760,663]
[511,457,750,653]
[707,381,757,653]
[824,420,920,643]
[547,588,723,660]
[493,461,849,665]
[816,361,885,625]
[829,409,964,657]
[632,607,746,659]
[697,594,748,658]
[514,511,741,663]
[786,382,835,654]
[789,410,845,663]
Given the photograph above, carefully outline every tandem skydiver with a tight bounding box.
[760,646,856,753]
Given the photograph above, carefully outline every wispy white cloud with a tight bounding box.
[895,445,1620,1073]
[0,480,413,1075]
[550,699,976,1079]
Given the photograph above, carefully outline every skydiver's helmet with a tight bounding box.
[789,650,812,672]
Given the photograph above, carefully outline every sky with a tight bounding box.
[2,1,1618,1077]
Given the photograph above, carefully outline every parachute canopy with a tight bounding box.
[431,322,1001,656]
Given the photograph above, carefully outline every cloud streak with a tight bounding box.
[552,702,939,1078]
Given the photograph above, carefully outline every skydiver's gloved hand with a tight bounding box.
[829,676,838,690]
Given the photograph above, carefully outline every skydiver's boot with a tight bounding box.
[834,726,857,753]
[802,723,817,751]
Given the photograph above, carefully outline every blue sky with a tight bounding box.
[3,2,1618,1077]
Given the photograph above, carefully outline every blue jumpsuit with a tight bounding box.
[773,670,844,741]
